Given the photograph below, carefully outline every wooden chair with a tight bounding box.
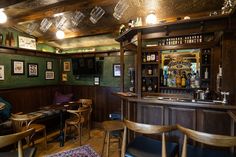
[0,128,36,157]
[64,106,90,145]
[177,124,236,157]
[77,99,93,139]
[11,113,47,148]
[121,119,178,157]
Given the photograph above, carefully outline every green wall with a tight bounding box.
[61,55,134,88]
[0,53,59,89]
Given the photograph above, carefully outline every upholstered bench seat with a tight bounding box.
[125,136,178,157]
[186,145,235,157]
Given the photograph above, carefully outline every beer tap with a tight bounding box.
[221,91,229,104]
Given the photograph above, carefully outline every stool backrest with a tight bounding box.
[177,124,236,157]
[121,119,177,157]
[0,128,35,157]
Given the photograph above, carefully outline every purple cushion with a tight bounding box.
[53,92,73,104]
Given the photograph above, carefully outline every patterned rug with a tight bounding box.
[46,145,100,157]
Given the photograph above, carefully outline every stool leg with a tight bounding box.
[44,128,47,148]
[101,131,107,157]
[64,123,67,142]
[106,132,110,157]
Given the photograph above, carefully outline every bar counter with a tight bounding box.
[116,92,236,138]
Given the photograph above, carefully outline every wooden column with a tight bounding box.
[137,31,142,98]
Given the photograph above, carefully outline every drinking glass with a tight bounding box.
[89,6,105,24]
[40,18,52,32]
[71,11,85,26]
[27,23,38,35]
[55,16,67,30]
[113,0,129,20]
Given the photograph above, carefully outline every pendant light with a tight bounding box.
[56,30,65,39]
[146,11,157,25]
[0,9,7,24]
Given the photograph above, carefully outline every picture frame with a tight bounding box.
[45,71,55,80]
[46,61,53,70]
[18,36,36,50]
[0,65,4,80]
[11,60,25,75]
[94,76,100,85]
[63,61,71,72]
[113,64,121,77]
[27,63,38,77]
[62,73,68,81]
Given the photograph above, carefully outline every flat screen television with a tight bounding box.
[72,57,103,75]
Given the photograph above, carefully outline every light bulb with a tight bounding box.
[146,12,157,25]
[0,11,7,24]
[56,30,64,39]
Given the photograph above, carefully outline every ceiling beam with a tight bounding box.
[0,0,24,8]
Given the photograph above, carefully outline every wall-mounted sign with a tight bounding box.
[18,36,36,50]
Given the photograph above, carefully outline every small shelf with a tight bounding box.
[142,75,158,78]
[142,62,158,65]
[201,64,210,66]
[159,86,197,90]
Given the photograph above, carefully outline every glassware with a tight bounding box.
[113,0,129,20]
[55,16,67,30]
[40,18,52,33]
[129,0,144,7]
[89,6,105,24]
[26,23,38,35]
[71,11,85,26]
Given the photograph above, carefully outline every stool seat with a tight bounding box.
[102,120,124,132]
[102,120,124,157]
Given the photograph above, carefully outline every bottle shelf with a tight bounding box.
[142,62,158,65]
[201,79,210,82]
[142,75,158,78]
[201,64,210,67]
[159,86,197,90]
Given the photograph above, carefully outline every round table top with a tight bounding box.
[0,102,5,111]
[102,120,124,132]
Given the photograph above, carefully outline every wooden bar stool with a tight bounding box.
[101,120,124,157]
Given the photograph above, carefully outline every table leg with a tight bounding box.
[59,110,64,147]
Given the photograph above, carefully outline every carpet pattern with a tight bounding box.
[45,145,100,157]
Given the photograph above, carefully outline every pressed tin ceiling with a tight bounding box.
[0,0,225,50]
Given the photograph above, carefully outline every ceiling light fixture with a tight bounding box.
[146,12,157,25]
[0,9,7,24]
[56,30,65,39]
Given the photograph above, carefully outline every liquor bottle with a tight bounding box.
[167,71,172,87]
[195,71,200,88]
[147,79,153,92]
[216,65,222,93]
[204,53,208,64]
[163,70,167,87]
[160,69,164,86]
[142,53,147,63]
[181,71,187,88]
[155,53,158,62]
[142,78,147,92]
[147,66,153,75]
[176,71,181,87]
[204,68,208,79]
[0,33,3,45]
[146,53,151,62]
[190,72,196,88]
[186,73,191,88]
[153,82,158,92]
[10,32,15,47]
[150,53,155,61]
[5,32,10,46]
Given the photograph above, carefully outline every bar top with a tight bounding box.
[115,92,236,110]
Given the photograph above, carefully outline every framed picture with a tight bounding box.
[63,61,71,72]
[62,73,68,81]
[18,36,36,50]
[113,64,121,77]
[45,71,54,80]
[94,76,100,85]
[0,65,4,80]
[46,61,53,70]
[27,63,38,77]
[12,60,25,75]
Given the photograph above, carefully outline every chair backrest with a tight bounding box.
[77,99,92,122]
[121,119,177,157]
[67,107,90,123]
[0,128,35,157]
[177,124,236,157]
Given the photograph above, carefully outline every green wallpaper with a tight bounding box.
[62,55,135,88]
[0,53,59,89]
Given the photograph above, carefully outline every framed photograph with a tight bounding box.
[94,76,100,85]
[0,65,4,80]
[12,60,25,75]
[45,71,55,80]
[46,61,53,70]
[18,36,36,50]
[113,64,121,77]
[62,73,68,81]
[27,63,38,77]
[63,61,71,72]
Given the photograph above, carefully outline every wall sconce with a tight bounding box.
[113,0,129,20]
[0,9,7,24]
[40,18,52,32]
[146,11,157,25]
[71,11,85,26]
[89,6,105,24]
[56,30,65,39]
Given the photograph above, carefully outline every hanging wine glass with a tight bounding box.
[113,0,129,20]
[89,6,105,24]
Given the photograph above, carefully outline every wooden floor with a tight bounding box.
[35,128,120,157]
